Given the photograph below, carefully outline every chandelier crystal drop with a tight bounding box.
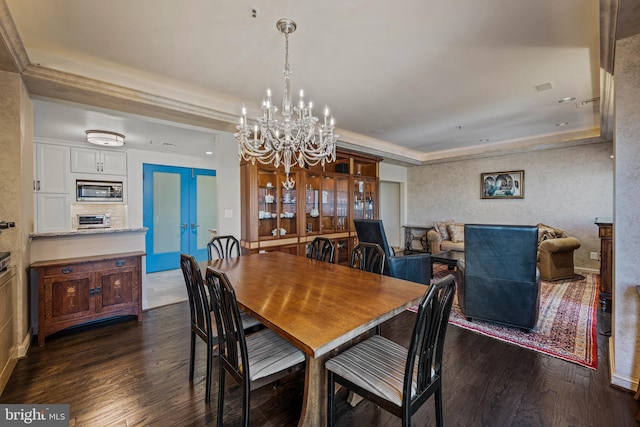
[235,18,338,190]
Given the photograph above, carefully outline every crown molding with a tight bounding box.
[0,0,29,72]
[599,0,618,142]
[22,64,240,133]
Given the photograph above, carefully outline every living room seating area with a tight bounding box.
[427,221,581,281]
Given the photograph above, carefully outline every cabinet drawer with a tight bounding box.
[598,226,613,239]
[88,257,138,272]
[41,256,138,277]
[42,263,98,277]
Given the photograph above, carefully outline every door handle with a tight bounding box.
[191,224,200,229]
[181,224,188,229]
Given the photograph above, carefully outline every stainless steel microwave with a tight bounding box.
[76,180,123,202]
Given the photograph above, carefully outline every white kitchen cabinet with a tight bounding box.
[71,147,127,175]
[34,143,71,232]
[36,193,70,232]
[34,143,70,193]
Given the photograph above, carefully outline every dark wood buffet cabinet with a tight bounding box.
[30,251,144,345]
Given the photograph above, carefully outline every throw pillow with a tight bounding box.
[537,223,562,245]
[434,221,450,241]
[448,224,465,243]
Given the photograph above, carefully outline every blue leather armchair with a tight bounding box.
[354,219,431,285]
[456,224,541,331]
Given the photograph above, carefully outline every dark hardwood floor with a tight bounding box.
[1,302,636,426]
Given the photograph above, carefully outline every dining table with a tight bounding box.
[200,251,428,427]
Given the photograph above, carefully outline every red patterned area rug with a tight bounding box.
[410,265,599,369]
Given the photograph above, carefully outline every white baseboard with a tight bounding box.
[609,336,640,392]
[575,267,599,275]
[15,328,31,358]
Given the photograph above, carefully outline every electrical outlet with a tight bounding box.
[590,251,599,260]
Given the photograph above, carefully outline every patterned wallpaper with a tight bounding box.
[406,142,613,271]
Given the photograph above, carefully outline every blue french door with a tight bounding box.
[143,164,217,272]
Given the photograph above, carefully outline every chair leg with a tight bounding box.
[217,367,225,427]
[189,331,196,381]
[402,407,411,427]
[242,384,250,427]
[205,341,213,403]
[435,386,444,427]
[327,371,335,427]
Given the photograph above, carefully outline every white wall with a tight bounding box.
[406,142,613,271]
[379,162,408,247]
[612,32,640,392]
[380,181,401,247]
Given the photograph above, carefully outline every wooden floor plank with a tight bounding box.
[0,302,636,426]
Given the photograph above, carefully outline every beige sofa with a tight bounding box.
[426,221,581,281]
[427,221,465,253]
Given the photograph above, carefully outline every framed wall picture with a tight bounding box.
[481,170,524,199]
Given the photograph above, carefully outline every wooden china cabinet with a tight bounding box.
[240,150,380,265]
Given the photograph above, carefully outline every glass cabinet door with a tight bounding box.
[352,178,377,228]
[321,176,336,233]
[278,171,297,237]
[305,174,321,234]
[336,176,349,231]
[364,180,376,220]
[258,170,278,238]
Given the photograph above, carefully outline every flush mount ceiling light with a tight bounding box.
[85,130,125,147]
[558,97,576,103]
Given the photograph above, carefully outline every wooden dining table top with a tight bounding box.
[201,251,428,358]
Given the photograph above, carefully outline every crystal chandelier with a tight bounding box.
[235,18,338,190]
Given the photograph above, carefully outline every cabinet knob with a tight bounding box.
[61,267,73,274]
[89,288,95,296]
[96,286,102,295]
[115,260,125,267]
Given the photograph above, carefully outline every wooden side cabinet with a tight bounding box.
[595,220,613,311]
[31,251,144,345]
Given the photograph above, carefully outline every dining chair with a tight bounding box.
[350,242,386,335]
[205,266,306,426]
[326,274,456,427]
[179,253,261,403]
[306,236,335,263]
[350,242,386,274]
[207,235,241,260]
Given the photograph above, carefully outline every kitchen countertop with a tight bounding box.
[30,227,148,239]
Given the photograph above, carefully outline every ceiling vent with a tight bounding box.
[533,82,554,92]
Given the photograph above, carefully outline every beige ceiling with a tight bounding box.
[0,0,621,163]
